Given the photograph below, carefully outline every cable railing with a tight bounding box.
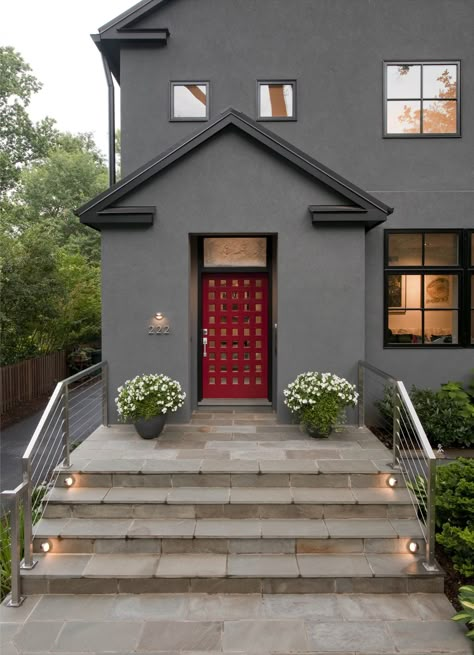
[358,360,438,571]
[1,362,108,607]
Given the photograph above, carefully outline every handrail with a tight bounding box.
[358,360,438,571]
[2,361,108,607]
[23,362,106,460]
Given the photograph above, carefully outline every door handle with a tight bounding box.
[203,336,208,358]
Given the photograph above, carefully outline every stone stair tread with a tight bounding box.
[34,517,424,540]
[22,552,440,580]
[56,458,398,476]
[46,486,413,505]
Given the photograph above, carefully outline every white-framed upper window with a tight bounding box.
[170,82,209,121]
[257,80,296,121]
[384,61,460,137]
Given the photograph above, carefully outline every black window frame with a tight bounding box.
[256,80,297,122]
[170,81,210,122]
[384,229,473,348]
[383,60,461,138]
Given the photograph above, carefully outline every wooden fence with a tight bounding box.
[1,351,67,415]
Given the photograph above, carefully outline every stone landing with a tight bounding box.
[22,409,445,595]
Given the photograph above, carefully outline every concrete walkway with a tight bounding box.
[1,592,470,654]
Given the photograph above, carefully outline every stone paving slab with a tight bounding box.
[2,593,469,654]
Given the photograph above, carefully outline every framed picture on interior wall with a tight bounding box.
[425,275,451,307]
[388,274,406,314]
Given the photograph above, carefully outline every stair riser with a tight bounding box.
[43,503,416,520]
[56,472,403,488]
[21,574,442,596]
[33,536,425,556]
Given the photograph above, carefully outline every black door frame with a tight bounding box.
[197,235,274,402]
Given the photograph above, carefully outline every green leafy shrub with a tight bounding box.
[375,375,474,449]
[438,525,474,577]
[436,458,474,577]
[452,585,474,641]
[412,383,474,448]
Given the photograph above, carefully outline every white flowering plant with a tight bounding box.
[115,374,186,421]
[284,372,358,434]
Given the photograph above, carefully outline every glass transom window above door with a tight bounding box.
[202,273,269,399]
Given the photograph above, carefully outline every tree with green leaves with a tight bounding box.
[0,46,56,198]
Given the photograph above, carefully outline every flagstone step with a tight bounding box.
[56,465,402,490]
[21,552,443,595]
[42,486,416,520]
[32,517,425,555]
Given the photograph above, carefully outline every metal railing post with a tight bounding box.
[102,362,109,427]
[20,459,36,570]
[392,384,401,469]
[424,458,438,571]
[62,385,71,468]
[7,491,24,607]
[357,362,365,428]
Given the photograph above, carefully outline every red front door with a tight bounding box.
[202,273,269,399]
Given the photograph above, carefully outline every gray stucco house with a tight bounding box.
[77,0,474,423]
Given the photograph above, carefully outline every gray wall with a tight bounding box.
[103,0,474,420]
[103,129,365,421]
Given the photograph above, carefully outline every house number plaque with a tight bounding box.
[148,326,170,335]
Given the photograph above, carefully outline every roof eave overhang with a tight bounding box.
[309,205,388,231]
[92,28,169,83]
[83,206,155,230]
[76,109,393,230]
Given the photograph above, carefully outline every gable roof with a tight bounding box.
[76,108,393,230]
[92,0,171,82]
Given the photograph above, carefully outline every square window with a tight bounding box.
[258,81,296,120]
[384,62,459,136]
[171,82,209,120]
[384,230,471,347]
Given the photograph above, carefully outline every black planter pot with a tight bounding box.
[305,424,332,438]
[134,414,167,439]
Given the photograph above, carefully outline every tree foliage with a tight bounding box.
[0,47,57,198]
[0,50,107,365]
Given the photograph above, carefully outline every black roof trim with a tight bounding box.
[309,206,385,231]
[77,108,393,227]
[99,0,170,33]
[92,27,169,83]
[86,206,155,230]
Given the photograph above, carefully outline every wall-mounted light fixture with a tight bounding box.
[408,540,419,554]
[155,312,164,320]
[387,476,398,488]
[40,541,51,553]
[64,476,75,488]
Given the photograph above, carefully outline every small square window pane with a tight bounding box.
[259,83,294,118]
[208,292,215,299]
[386,65,421,99]
[422,100,457,134]
[424,274,458,309]
[388,234,423,266]
[173,84,207,119]
[388,274,421,309]
[424,233,458,266]
[388,310,422,344]
[387,100,421,134]
[425,310,458,344]
[423,65,457,99]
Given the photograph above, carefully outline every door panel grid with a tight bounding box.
[202,273,269,398]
